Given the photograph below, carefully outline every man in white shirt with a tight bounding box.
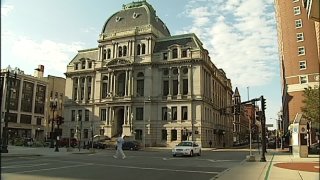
[113,133,126,159]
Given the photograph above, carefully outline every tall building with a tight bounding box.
[274,0,320,133]
[0,65,66,145]
[1,66,48,141]
[63,0,234,148]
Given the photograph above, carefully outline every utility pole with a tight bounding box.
[260,96,267,162]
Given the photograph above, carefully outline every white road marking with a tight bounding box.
[12,163,93,174]
[2,163,48,169]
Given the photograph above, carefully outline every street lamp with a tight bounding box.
[222,130,226,148]
[36,127,40,140]
[1,67,17,153]
[49,97,58,148]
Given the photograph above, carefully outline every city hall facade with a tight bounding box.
[63,1,234,147]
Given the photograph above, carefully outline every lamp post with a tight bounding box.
[222,130,226,148]
[49,97,58,148]
[36,127,40,141]
[1,67,17,153]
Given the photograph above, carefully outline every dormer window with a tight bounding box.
[132,12,140,19]
[115,16,122,22]
[74,63,78,70]
[182,50,187,58]
[88,62,92,68]
[172,48,178,59]
[81,61,86,69]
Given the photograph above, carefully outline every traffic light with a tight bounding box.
[56,116,64,126]
[261,96,266,111]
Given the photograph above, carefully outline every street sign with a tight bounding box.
[266,124,273,127]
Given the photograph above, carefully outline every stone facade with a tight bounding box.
[63,1,233,148]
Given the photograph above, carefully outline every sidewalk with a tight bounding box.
[215,148,320,180]
[1,145,96,157]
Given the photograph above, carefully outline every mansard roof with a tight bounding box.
[154,33,203,53]
[101,0,170,37]
[69,48,98,65]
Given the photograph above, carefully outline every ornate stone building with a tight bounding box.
[63,1,233,147]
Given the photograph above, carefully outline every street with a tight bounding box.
[1,148,248,180]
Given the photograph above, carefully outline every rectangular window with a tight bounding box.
[137,80,144,97]
[295,19,302,28]
[36,117,42,125]
[181,106,188,120]
[71,110,75,121]
[296,33,304,42]
[163,80,169,96]
[183,79,188,95]
[171,129,177,141]
[83,129,89,138]
[20,114,32,124]
[172,80,178,95]
[135,129,142,140]
[298,46,305,55]
[161,129,167,141]
[172,107,177,121]
[100,109,106,121]
[78,110,82,121]
[74,64,78,70]
[162,107,167,121]
[299,61,306,70]
[85,110,89,121]
[181,50,187,58]
[136,107,143,121]
[300,76,307,84]
[293,6,301,15]
[163,52,168,60]
[88,62,92,68]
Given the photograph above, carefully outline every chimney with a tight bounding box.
[34,65,44,78]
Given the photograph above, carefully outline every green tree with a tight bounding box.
[301,86,320,125]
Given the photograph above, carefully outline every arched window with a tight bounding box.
[123,46,127,56]
[103,49,107,60]
[172,48,178,59]
[141,44,146,54]
[118,46,122,57]
[137,44,141,55]
[107,49,111,59]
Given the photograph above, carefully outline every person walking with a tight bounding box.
[113,134,126,159]
[209,140,212,148]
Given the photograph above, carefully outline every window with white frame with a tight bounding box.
[298,46,305,55]
[295,19,302,28]
[296,33,304,42]
[299,61,306,70]
[300,75,307,84]
[293,6,301,15]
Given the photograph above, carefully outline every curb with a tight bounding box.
[1,154,42,158]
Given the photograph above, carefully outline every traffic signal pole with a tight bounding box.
[260,96,267,162]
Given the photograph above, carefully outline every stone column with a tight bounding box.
[113,73,116,96]
[77,77,81,102]
[125,70,128,96]
[128,70,132,96]
[177,67,182,99]
[84,76,88,103]
[188,65,192,98]
[168,68,172,99]
[124,106,127,125]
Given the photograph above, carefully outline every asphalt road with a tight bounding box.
[1,149,248,180]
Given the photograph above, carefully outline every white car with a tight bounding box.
[172,141,201,157]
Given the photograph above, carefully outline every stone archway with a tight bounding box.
[113,107,124,137]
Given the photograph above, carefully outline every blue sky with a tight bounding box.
[1,0,281,128]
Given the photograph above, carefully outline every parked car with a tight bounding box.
[116,141,141,151]
[172,141,201,157]
[23,138,34,147]
[86,140,108,149]
[60,138,77,147]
